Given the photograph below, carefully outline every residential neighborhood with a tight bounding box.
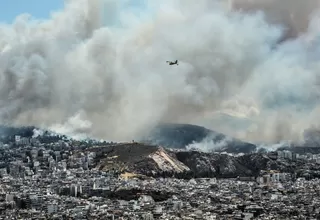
[0,134,320,219]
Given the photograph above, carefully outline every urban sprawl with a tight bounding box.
[0,134,320,219]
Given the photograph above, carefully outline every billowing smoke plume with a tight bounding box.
[186,133,233,153]
[232,0,320,40]
[1,0,320,143]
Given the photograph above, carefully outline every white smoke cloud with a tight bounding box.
[32,128,44,138]
[1,0,320,143]
[49,110,92,140]
[186,134,233,153]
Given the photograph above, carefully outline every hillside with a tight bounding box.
[140,123,257,153]
[88,143,189,176]
[84,143,319,179]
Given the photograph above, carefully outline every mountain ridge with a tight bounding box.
[140,123,257,153]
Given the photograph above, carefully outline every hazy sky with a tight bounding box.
[0,0,147,24]
[0,0,65,23]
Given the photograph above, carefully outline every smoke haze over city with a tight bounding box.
[1,0,320,144]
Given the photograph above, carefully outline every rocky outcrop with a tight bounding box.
[148,148,190,173]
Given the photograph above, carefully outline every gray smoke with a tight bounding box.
[1,0,320,143]
[231,0,320,40]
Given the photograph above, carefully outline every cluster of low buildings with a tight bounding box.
[0,135,320,219]
[265,149,320,163]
